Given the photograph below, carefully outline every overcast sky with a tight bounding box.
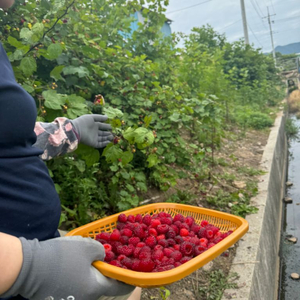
[163,0,300,52]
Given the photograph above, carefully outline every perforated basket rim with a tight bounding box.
[66,203,248,287]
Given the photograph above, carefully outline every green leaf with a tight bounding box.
[47,43,63,60]
[20,57,37,76]
[50,65,65,81]
[63,66,89,78]
[102,106,123,119]
[32,22,44,38]
[102,144,123,163]
[42,90,66,110]
[75,144,100,167]
[147,153,158,168]
[19,28,33,43]
[7,36,23,48]
[110,165,119,172]
[126,184,135,193]
[120,151,133,165]
[22,83,34,93]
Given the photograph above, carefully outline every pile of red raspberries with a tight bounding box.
[95,212,232,272]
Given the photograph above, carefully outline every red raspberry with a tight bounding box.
[163,264,175,271]
[158,239,168,248]
[173,244,180,251]
[122,257,133,269]
[110,229,121,241]
[96,239,108,244]
[145,236,157,248]
[134,225,146,239]
[173,221,182,228]
[118,213,127,223]
[215,232,222,238]
[191,224,201,234]
[160,217,173,225]
[205,229,214,239]
[117,223,126,230]
[189,237,200,245]
[199,238,208,245]
[174,235,184,244]
[105,250,115,262]
[120,228,133,237]
[136,242,146,248]
[139,258,155,272]
[103,244,112,252]
[158,212,168,218]
[164,248,174,258]
[127,215,135,223]
[183,236,191,242]
[194,245,207,256]
[109,260,122,267]
[170,225,179,234]
[96,232,110,241]
[180,228,189,237]
[154,244,164,251]
[119,236,129,245]
[128,237,140,246]
[189,231,196,237]
[185,216,195,227]
[142,214,152,226]
[135,214,143,223]
[201,220,209,227]
[133,247,142,258]
[157,224,169,234]
[180,242,194,256]
[170,250,183,262]
[180,256,192,264]
[117,254,126,262]
[149,228,158,236]
[198,227,207,238]
[152,249,164,261]
[156,234,166,241]
[139,251,151,260]
[179,223,189,230]
[132,259,141,271]
[213,237,223,244]
[161,258,175,267]
[116,245,133,256]
[174,262,182,267]
[166,229,176,239]
[209,226,220,235]
[173,214,185,223]
[110,241,122,252]
[150,219,161,228]
[140,246,151,253]
[167,239,176,247]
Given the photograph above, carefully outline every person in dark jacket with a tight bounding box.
[0,0,141,299]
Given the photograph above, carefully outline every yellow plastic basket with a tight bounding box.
[66,203,248,288]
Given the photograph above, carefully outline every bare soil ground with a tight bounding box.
[141,127,270,300]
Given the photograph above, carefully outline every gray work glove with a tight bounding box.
[71,114,114,148]
[0,236,134,300]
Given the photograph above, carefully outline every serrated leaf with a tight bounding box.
[32,22,44,38]
[7,36,23,48]
[147,153,158,168]
[110,165,119,172]
[20,57,36,76]
[120,151,133,165]
[47,43,63,60]
[50,65,65,81]
[63,66,89,78]
[102,106,123,119]
[75,144,100,167]
[42,90,66,110]
[22,83,34,93]
[102,144,123,163]
[126,184,135,192]
[20,28,33,43]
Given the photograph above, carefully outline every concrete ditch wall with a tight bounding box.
[222,111,287,300]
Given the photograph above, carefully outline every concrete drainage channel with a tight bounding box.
[222,111,288,300]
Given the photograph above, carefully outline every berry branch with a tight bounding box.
[27,0,76,54]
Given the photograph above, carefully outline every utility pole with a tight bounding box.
[263,7,277,67]
[240,0,249,44]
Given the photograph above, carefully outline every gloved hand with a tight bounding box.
[71,114,114,148]
[0,236,134,300]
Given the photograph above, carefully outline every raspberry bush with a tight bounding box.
[0,0,284,226]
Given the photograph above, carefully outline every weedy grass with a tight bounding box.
[288,90,300,113]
